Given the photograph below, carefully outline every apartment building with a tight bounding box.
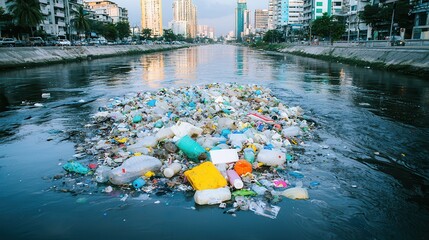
[84,0,128,23]
[172,0,198,38]
[141,0,163,37]
[255,9,269,32]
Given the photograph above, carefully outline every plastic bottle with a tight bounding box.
[194,187,232,205]
[155,127,174,141]
[229,133,247,149]
[281,126,302,137]
[175,135,207,161]
[251,184,268,195]
[95,165,111,183]
[217,117,235,130]
[133,177,146,189]
[256,149,286,166]
[226,170,244,189]
[163,162,182,178]
[109,155,162,185]
[243,148,255,163]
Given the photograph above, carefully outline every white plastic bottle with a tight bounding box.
[109,155,162,185]
[163,162,182,178]
[194,187,232,205]
[256,149,286,166]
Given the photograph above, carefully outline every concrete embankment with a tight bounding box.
[0,44,188,69]
[276,45,429,75]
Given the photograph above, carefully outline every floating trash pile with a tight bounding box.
[60,83,317,219]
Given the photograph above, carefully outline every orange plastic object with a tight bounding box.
[184,162,227,190]
[234,159,253,176]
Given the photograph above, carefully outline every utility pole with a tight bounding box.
[389,1,396,45]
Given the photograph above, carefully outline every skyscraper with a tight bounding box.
[172,0,197,38]
[255,9,269,32]
[141,0,163,37]
[235,0,247,41]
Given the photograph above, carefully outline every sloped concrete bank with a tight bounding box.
[0,44,189,69]
[277,45,429,76]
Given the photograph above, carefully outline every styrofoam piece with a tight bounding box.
[209,149,239,164]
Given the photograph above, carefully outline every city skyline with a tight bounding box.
[114,0,268,36]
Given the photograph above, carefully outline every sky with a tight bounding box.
[113,0,269,36]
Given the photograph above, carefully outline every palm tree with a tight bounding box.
[6,0,43,37]
[73,6,89,40]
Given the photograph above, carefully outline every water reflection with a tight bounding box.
[235,47,248,76]
[171,48,198,84]
[140,54,165,88]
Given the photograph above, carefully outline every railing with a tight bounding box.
[332,39,429,47]
[298,39,429,47]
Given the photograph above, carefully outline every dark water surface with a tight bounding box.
[0,45,428,239]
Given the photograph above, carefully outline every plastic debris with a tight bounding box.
[63,162,89,175]
[108,155,162,185]
[249,200,280,219]
[209,149,239,164]
[184,162,227,190]
[58,83,316,218]
[280,187,309,200]
[194,187,232,205]
[233,159,252,176]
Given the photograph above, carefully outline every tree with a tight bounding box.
[311,13,345,44]
[74,6,90,40]
[263,30,283,43]
[116,21,130,40]
[6,0,43,37]
[360,1,414,40]
[163,29,176,42]
[142,28,152,40]
[103,23,117,41]
[0,6,14,37]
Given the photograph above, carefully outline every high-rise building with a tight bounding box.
[255,9,269,32]
[269,0,304,30]
[268,0,277,30]
[141,0,163,37]
[172,0,197,38]
[288,0,304,29]
[197,25,215,39]
[411,0,429,39]
[235,0,247,41]
[84,0,128,23]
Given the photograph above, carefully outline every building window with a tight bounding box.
[316,2,323,6]
[316,9,323,13]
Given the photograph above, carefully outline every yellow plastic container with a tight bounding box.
[184,162,227,190]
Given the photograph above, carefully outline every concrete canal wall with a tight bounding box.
[277,45,429,75]
[0,44,188,69]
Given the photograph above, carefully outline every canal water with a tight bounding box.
[0,45,428,239]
